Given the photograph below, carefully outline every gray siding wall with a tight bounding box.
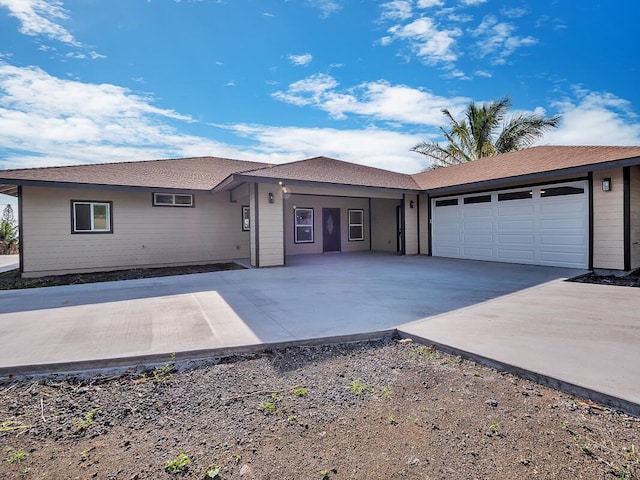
[630,166,640,269]
[404,194,419,255]
[370,198,399,252]
[250,183,284,267]
[592,168,625,270]
[284,194,370,254]
[21,186,249,276]
[418,194,429,255]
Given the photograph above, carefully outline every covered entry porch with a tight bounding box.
[223,180,420,268]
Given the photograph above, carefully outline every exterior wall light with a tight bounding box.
[602,178,611,192]
[409,200,415,209]
[268,192,274,203]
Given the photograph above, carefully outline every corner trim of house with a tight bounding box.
[368,198,372,251]
[254,183,260,268]
[623,166,631,271]
[18,185,24,274]
[588,172,594,270]
[427,194,432,256]
[282,194,287,265]
[401,194,406,255]
[416,194,421,254]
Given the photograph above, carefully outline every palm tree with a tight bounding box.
[411,97,561,168]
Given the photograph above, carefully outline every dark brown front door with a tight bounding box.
[322,208,341,252]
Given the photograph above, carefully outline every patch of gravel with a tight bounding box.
[568,269,640,288]
[1,340,638,479]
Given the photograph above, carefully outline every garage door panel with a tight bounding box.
[464,233,493,243]
[432,181,588,269]
[497,220,534,230]
[497,249,535,261]
[497,204,534,216]
[540,251,587,266]
[540,218,585,229]
[498,234,535,245]
[435,245,461,257]
[540,202,586,215]
[464,220,493,231]
[463,205,493,217]
[462,247,494,259]
[540,234,587,246]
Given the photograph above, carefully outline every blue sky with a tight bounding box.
[1,0,639,194]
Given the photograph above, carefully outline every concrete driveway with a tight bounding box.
[0,252,638,414]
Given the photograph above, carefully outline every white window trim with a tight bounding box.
[153,192,194,207]
[72,201,112,233]
[294,207,314,243]
[348,209,364,241]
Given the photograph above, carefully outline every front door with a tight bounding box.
[322,208,341,252]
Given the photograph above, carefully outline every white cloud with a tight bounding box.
[0,62,230,169]
[380,1,413,21]
[0,61,432,173]
[472,15,537,65]
[542,89,640,146]
[273,73,470,125]
[227,124,428,173]
[0,0,78,45]
[272,73,339,107]
[501,7,528,18]
[65,50,106,60]
[307,0,340,17]
[288,53,313,66]
[417,0,444,7]
[460,0,486,5]
[447,13,473,22]
[386,17,462,65]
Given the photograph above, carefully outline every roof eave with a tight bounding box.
[0,178,212,194]
[221,174,421,195]
[424,155,640,196]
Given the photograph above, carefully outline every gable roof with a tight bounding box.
[412,145,640,192]
[0,156,269,193]
[234,156,420,191]
[1,146,640,197]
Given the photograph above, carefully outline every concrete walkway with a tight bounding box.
[399,280,640,414]
[0,253,638,414]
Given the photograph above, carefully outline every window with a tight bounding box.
[242,206,250,231]
[72,201,112,233]
[540,186,585,198]
[435,198,458,207]
[348,209,364,241]
[464,195,491,204]
[153,192,194,207]
[498,190,532,201]
[294,208,314,243]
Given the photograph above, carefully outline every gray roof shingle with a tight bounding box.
[239,156,421,190]
[1,146,639,194]
[0,156,269,191]
[411,145,640,191]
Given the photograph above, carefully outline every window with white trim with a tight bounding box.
[72,201,112,233]
[153,193,194,207]
[294,208,314,243]
[348,209,364,241]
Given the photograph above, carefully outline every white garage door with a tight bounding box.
[431,181,589,268]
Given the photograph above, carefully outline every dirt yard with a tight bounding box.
[1,340,638,480]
